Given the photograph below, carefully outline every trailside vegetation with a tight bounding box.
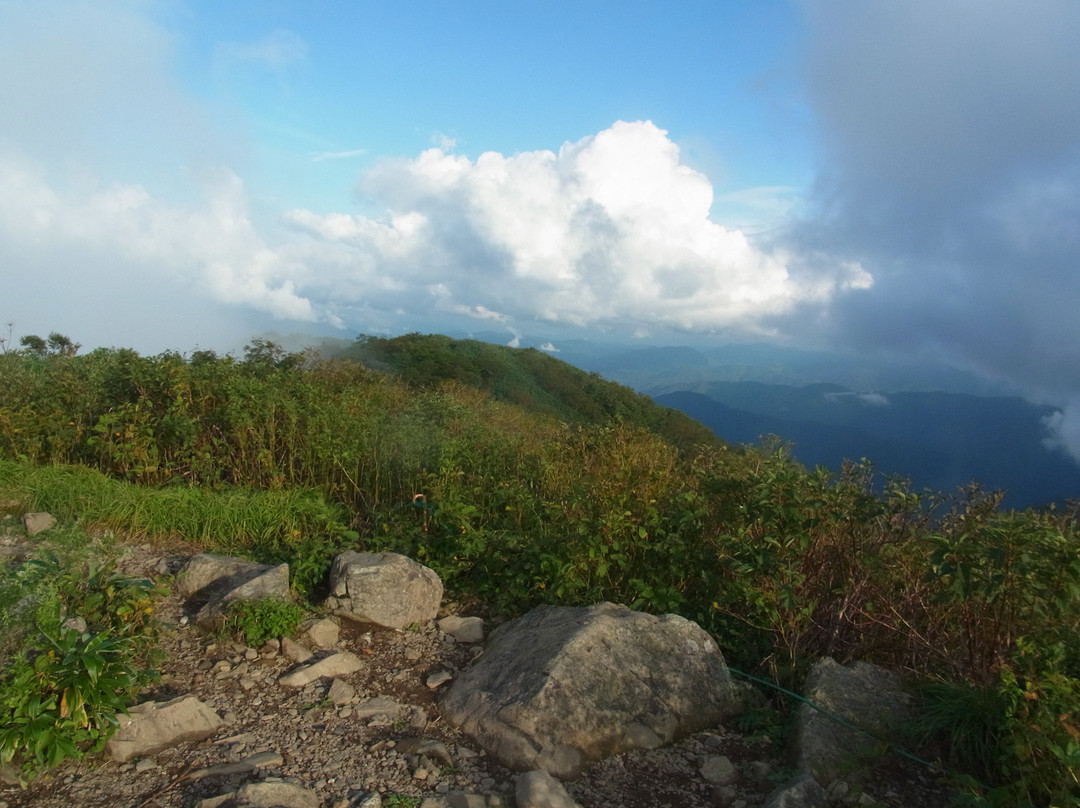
[1,333,1079,804]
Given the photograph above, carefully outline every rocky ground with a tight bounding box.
[0,539,958,808]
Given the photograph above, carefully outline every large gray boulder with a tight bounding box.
[324,551,443,630]
[441,602,743,779]
[794,658,916,783]
[175,553,290,631]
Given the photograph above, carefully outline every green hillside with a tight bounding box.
[1,333,1079,803]
[333,333,719,451]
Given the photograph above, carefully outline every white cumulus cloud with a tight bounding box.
[285,121,869,335]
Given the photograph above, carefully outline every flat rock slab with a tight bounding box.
[189,751,284,780]
[278,651,363,687]
[354,695,407,718]
[197,779,321,808]
[325,551,442,630]
[107,695,223,762]
[441,602,743,779]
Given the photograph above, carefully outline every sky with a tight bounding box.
[2,1,1080,457]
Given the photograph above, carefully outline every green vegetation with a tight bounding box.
[0,528,163,780]
[0,332,1079,804]
[225,598,306,648]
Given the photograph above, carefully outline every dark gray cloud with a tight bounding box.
[781,0,1080,455]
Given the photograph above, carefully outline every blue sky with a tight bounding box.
[3,0,1080,455]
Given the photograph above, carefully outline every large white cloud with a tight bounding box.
[285,121,870,334]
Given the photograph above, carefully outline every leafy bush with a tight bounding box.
[0,629,152,779]
[0,533,162,781]
[225,599,305,648]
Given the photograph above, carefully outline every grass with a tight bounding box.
[909,679,1007,786]
[0,458,349,550]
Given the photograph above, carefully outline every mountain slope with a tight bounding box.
[332,333,721,451]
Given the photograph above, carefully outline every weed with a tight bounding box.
[224,599,305,649]
[0,532,162,781]
[383,794,421,808]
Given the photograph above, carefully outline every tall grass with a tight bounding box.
[0,460,348,550]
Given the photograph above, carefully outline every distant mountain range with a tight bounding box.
[653,387,1080,509]
[554,341,1078,509]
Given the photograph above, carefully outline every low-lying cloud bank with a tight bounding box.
[782,0,1080,462]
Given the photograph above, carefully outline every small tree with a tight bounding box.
[18,335,47,357]
[46,332,79,357]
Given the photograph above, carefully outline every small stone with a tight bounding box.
[328,677,356,705]
[396,738,454,767]
[281,637,314,663]
[700,755,738,785]
[748,760,772,779]
[446,793,486,808]
[304,617,341,649]
[22,512,56,536]
[438,616,485,643]
[515,770,580,808]
[426,670,453,689]
[712,785,738,806]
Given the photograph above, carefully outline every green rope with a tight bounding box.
[727,665,961,780]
